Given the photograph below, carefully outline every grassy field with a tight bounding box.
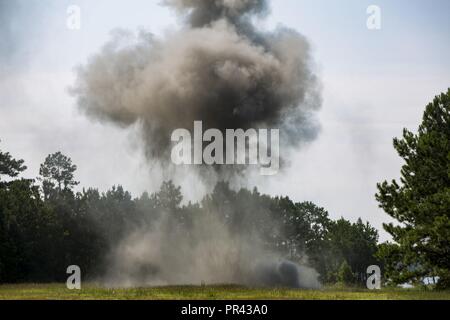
[0,283,449,300]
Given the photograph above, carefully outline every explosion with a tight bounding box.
[71,0,322,288]
[71,0,321,180]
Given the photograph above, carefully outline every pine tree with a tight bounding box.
[337,260,355,285]
[376,89,450,289]
[39,152,79,198]
[0,141,26,180]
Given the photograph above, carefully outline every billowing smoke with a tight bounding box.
[71,0,321,179]
[73,0,322,289]
[102,194,320,289]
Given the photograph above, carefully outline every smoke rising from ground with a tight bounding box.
[71,0,321,180]
[103,193,320,289]
[72,0,322,288]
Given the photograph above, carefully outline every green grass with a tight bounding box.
[0,283,449,300]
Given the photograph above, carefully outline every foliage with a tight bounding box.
[39,152,79,197]
[0,142,26,180]
[0,147,380,284]
[376,89,450,289]
[337,260,355,285]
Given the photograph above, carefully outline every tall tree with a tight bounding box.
[0,143,58,282]
[376,89,450,289]
[39,152,79,196]
[155,180,183,210]
[324,218,379,284]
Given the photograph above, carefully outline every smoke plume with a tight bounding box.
[103,193,320,289]
[71,0,321,179]
[73,0,322,288]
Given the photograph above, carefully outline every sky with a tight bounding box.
[0,0,449,241]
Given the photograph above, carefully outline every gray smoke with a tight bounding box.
[253,260,320,289]
[71,0,321,179]
[103,203,320,289]
[73,0,322,289]
[165,0,270,28]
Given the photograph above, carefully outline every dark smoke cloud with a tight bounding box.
[71,0,321,178]
[72,1,323,288]
[164,0,269,28]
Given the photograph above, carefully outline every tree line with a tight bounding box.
[0,148,378,285]
[0,89,448,289]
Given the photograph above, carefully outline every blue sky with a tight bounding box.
[1,0,449,240]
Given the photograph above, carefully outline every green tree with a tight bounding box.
[156,180,183,210]
[39,152,79,197]
[337,260,355,285]
[376,89,450,289]
[324,218,379,285]
[0,141,26,180]
[0,143,59,282]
